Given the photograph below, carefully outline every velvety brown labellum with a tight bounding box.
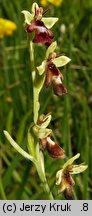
[58,172,74,198]
[45,62,67,96]
[52,81,68,96]
[64,187,74,200]
[46,138,65,159]
[45,62,63,87]
[27,20,54,46]
[40,137,65,159]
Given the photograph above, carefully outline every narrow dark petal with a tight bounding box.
[46,137,65,159]
[42,8,50,16]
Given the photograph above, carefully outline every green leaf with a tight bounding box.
[37,60,46,75]
[4,130,35,163]
[46,41,57,59]
[22,10,33,24]
[42,17,58,29]
[52,56,71,67]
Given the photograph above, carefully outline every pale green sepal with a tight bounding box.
[63,153,80,169]
[41,114,51,128]
[56,169,63,185]
[33,126,52,139]
[42,17,58,29]
[52,56,71,67]
[22,10,33,24]
[37,60,46,75]
[70,164,88,175]
[46,41,57,59]
[32,2,39,14]
[4,130,35,163]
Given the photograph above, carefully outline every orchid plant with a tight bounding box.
[4,2,88,200]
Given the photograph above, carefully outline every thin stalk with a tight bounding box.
[29,40,54,200]
[29,41,39,124]
[36,163,54,200]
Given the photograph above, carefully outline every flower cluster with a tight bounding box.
[40,0,63,7]
[0,18,17,38]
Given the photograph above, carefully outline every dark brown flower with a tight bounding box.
[40,136,65,159]
[34,113,65,159]
[56,153,88,198]
[22,3,58,46]
[45,62,67,96]
[37,42,70,96]
[27,20,54,46]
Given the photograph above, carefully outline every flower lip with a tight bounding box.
[27,19,54,46]
[46,137,65,159]
[40,136,65,159]
[52,81,68,96]
[45,61,67,96]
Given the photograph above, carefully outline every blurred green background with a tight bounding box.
[0,0,92,200]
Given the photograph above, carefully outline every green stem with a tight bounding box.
[29,40,54,200]
[35,162,54,200]
[29,41,39,124]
